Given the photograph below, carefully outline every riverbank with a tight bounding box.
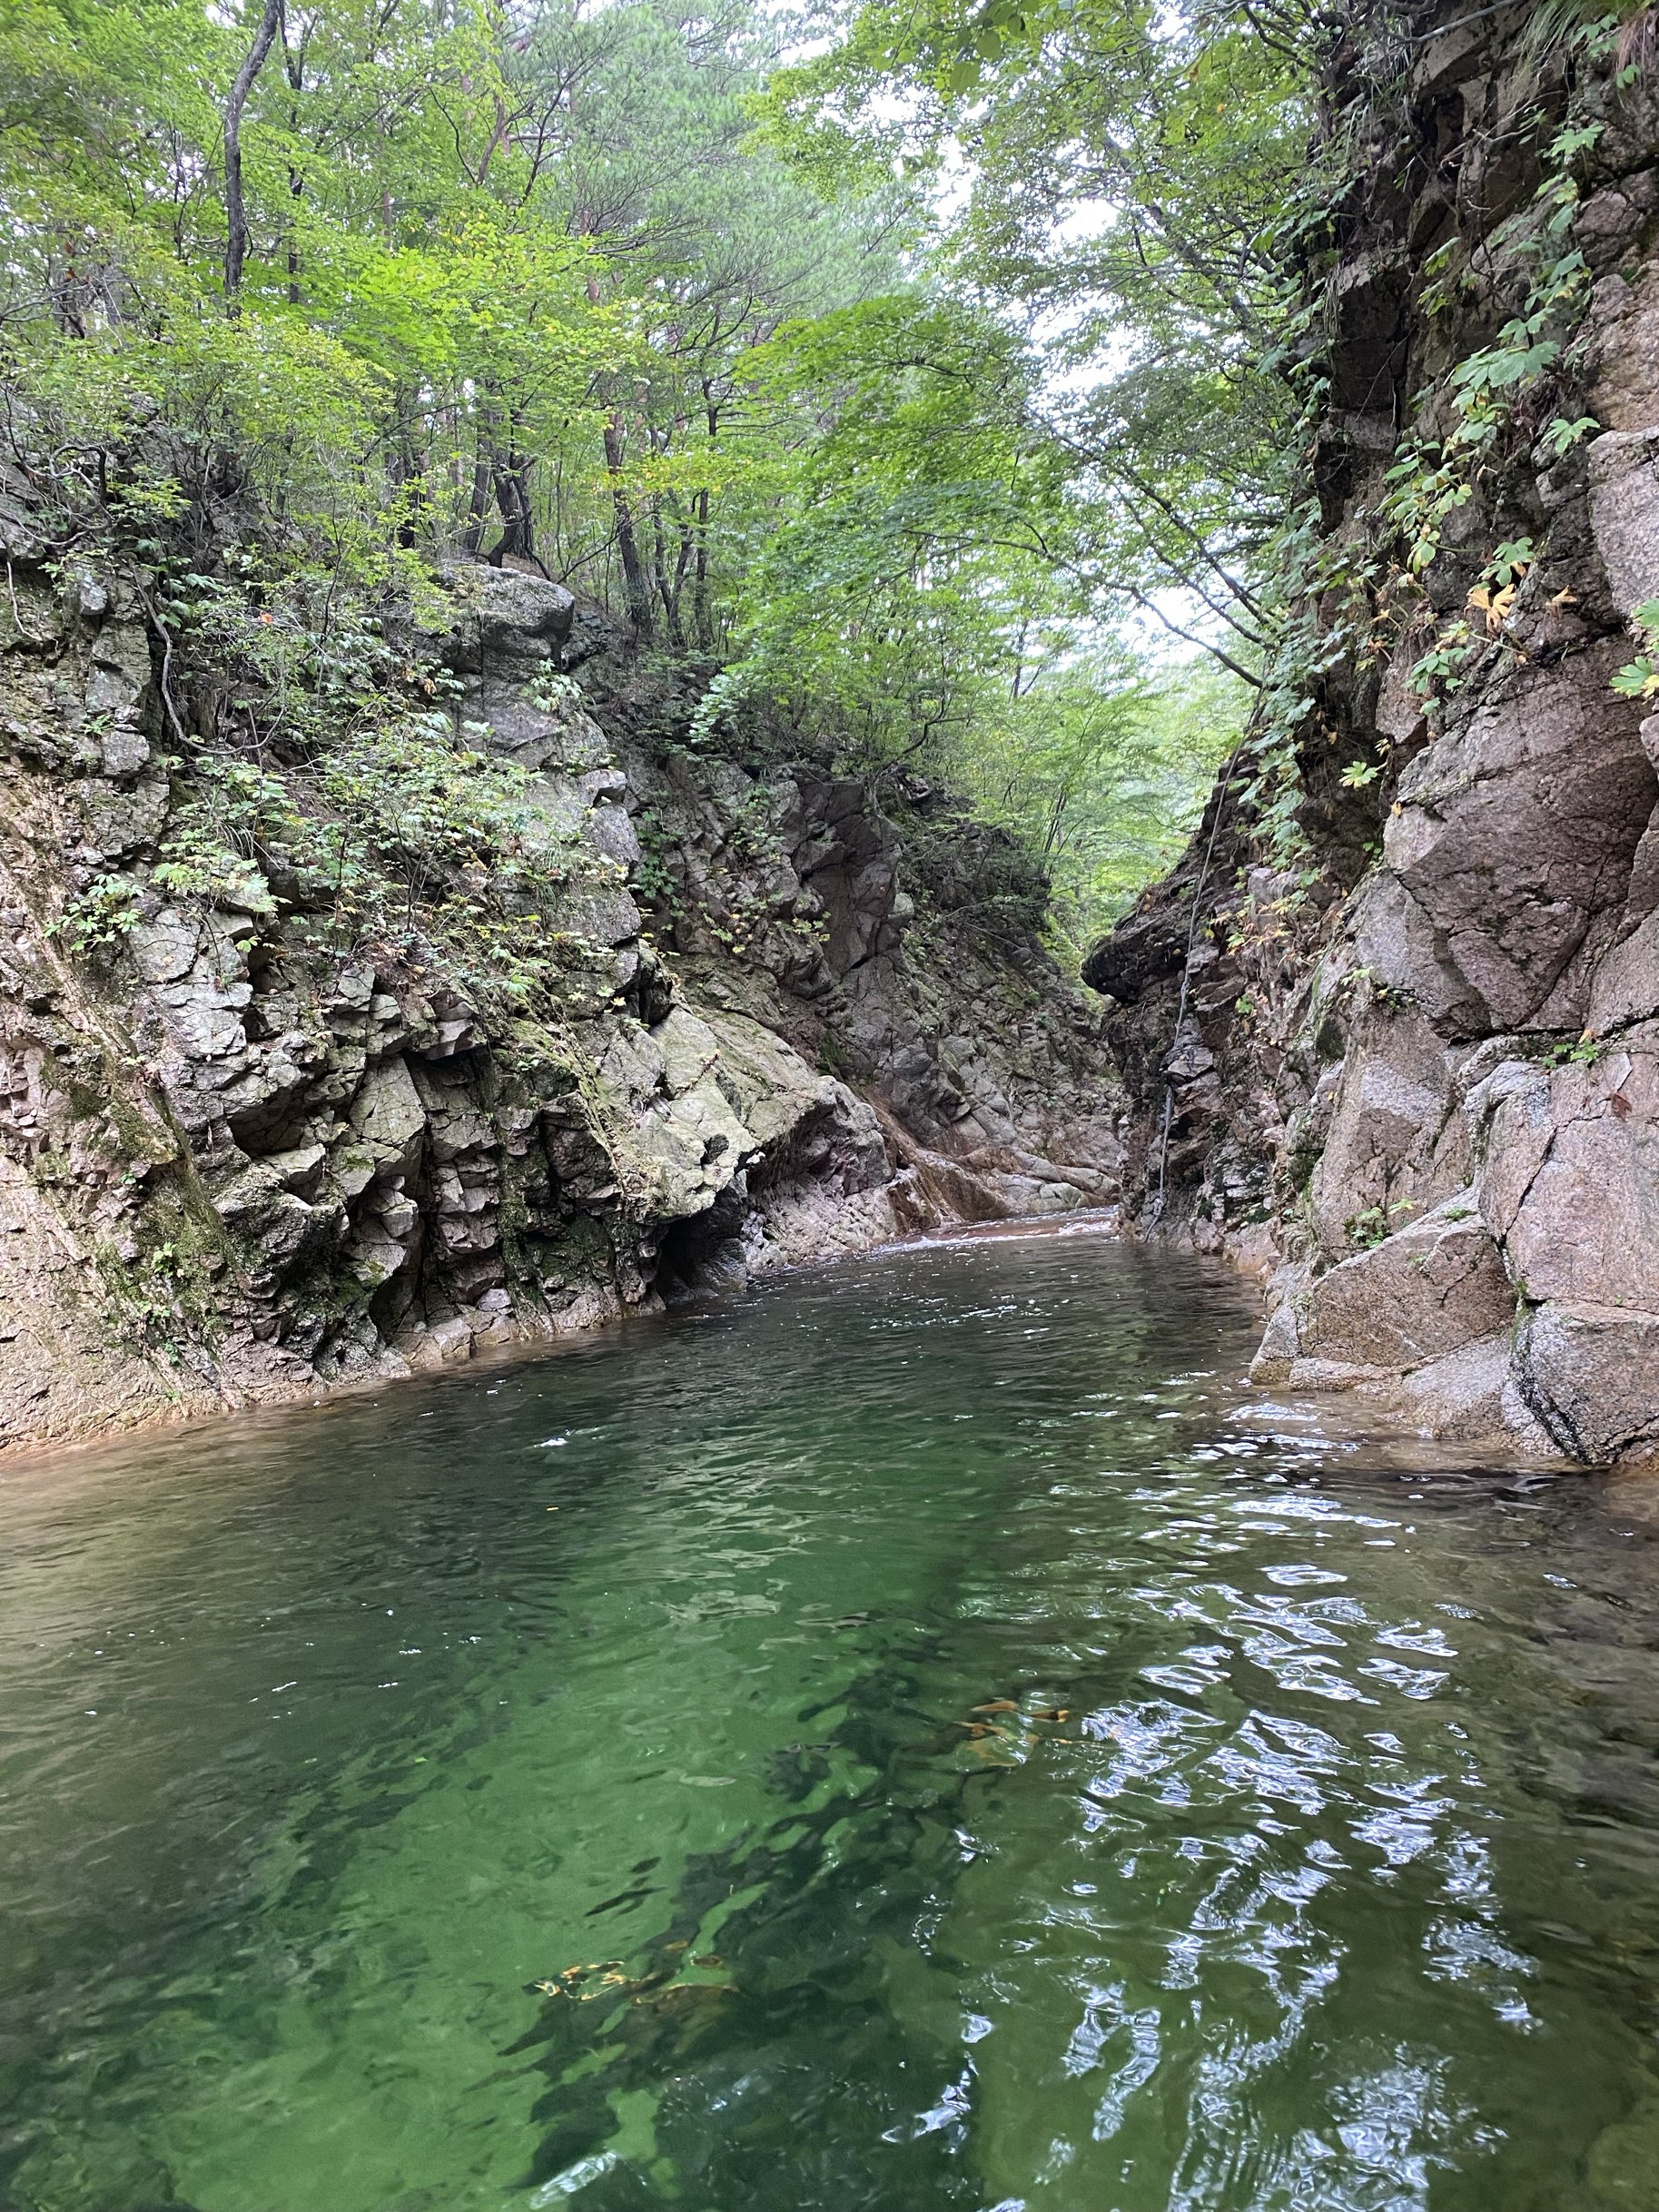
[0,565,1121,1457]
[0,1207,1130,1467]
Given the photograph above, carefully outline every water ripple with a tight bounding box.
[0,1237,1655,2211]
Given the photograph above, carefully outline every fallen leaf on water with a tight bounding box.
[528,1970,630,2001]
[555,1960,621,1982]
[971,1699,1019,1714]
[968,1737,1017,1763]
[1032,1707,1071,1722]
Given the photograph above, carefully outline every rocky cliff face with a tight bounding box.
[0,544,1118,1451]
[1089,1,1659,1465]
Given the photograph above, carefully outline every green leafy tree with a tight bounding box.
[0,0,1274,962]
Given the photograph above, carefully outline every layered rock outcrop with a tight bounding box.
[0,554,1119,1449]
[1089,1,1659,1464]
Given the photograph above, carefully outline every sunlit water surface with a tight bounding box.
[4,1232,1659,2212]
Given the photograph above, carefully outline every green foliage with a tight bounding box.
[1345,1199,1416,1250]
[945,657,1244,953]
[60,533,631,1018]
[1612,598,1659,701]
[688,292,1054,758]
[1409,622,1476,700]
[1236,75,1623,834]
[1541,412,1600,457]
[1375,116,1600,588]
[49,873,144,955]
[109,1239,209,1358]
[1,0,1416,967]
[763,0,1309,642]
[0,0,908,629]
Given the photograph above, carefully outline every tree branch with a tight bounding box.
[223,0,284,304]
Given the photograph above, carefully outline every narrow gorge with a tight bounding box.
[15,6,1659,2208]
[5,0,1659,1476]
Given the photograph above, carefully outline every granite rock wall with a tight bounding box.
[1088,1,1659,1465]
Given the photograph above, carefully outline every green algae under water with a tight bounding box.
[5,1232,1659,2212]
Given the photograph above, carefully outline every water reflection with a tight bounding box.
[0,1235,1656,2210]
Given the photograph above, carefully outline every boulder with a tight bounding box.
[1476,1046,1659,1313]
[1263,1191,1516,1382]
[439,563,575,670]
[1516,1302,1659,1464]
[1081,903,1189,1003]
[1387,1332,1516,1441]
[1384,658,1656,1033]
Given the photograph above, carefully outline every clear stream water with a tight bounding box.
[5,1230,1659,2212]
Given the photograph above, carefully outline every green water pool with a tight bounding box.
[3,1229,1659,2211]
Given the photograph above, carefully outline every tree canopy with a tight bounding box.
[1,0,1324,944]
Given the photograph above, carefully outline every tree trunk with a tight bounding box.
[223,0,284,305]
[388,388,428,551]
[489,450,544,570]
[282,17,304,303]
[670,514,695,646]
[650,495,683,646]
[579,242,652,633]
[604,411,653,637]
[462,447,492,556]
[692,389,719,650]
